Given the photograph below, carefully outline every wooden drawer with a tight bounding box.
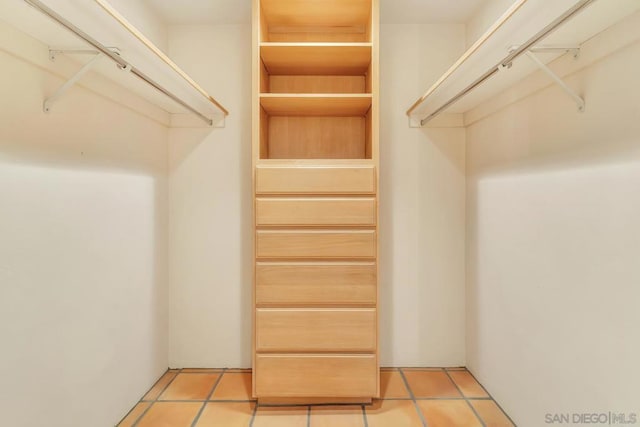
[256,230,376,259]
[255,165,375,194]
[256,308,376,352]
[256,197,376,226]
[255,354,377,397]
[256,262,376,305]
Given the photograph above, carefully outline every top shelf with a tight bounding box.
[1,0,228,126]
[406,0,640,124]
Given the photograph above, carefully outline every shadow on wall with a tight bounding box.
[465,39,640,425]
[0,48,171,425]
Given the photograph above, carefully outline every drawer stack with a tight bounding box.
[254,164,378,401]
[252,0,379,404]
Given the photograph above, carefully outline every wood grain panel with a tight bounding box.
[255,165,375,194]
[267,117,365,159]
[256,230,376,259]
[256,262,376,305]
[256,198,375,226]
[269,76,366,94]
[261,0,371,29]
[256,308,376,351]
[255,354,377,397]
[268,31,368,43]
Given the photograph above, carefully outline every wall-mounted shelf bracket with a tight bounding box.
[520,46,585,112]
[45,48,125,113]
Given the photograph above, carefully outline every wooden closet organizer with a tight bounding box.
[252,0,379,404]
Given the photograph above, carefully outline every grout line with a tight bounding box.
[398,368,428,427]
[132,368,183,427]
[190,368,227,427]
[415,397,491,401]
[362,404,369,427]
[465,369,518,426]
[248,400,259,427]
[443,369,487,427]
[307,405,311,427]
[115,401,146,427]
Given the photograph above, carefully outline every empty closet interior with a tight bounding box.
[1,0,639,425]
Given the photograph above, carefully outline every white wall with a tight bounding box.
[379,24,467,367]
[466,16,640,427]
[166,23,467,368]
[465,0,513,47]
[167,24,253,368]
[0,23,169,427]
[109,0,168,50]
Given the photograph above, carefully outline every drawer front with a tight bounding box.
[256,197,376,226]
[255,354,377,397]
[256,262,376,305]
[256,230,376,259]
[256,308,376,352]
[256,165,375,194]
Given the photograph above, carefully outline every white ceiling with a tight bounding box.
[144,0,487,25]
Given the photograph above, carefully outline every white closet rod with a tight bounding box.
[406,0,529,117]
[92,0,229,117]
[24,0,222,126]
[409,0,597,126]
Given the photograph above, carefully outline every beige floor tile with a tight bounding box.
[470,400,515,427]
[159,373,220,400]
[379,371,410,399]
[210,372,253,400]
[416,400,482,427]
[136,402,202,427]
[194,402,255,427]
[143,371,179,401]
[448,371,489,398]
[310,405,364,427]
[402,370,461,398]
[117,402,150,426]
[252,406,308,427]
[365,400,423,427]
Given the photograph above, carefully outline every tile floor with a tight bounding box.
[118,367,514,426]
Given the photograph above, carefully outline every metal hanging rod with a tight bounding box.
[413,0,597,127]
[92,0,228,117]
[406,0,529,117]
[23,0,219,126]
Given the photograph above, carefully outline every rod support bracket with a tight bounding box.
[44,51,104,113]
[525,50,585,112]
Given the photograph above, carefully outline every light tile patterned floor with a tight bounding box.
[118,367,515,426]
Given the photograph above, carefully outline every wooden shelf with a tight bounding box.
[407,0,640,123]
[0,0,227,127]
[260,94,372,116]
[261,43,372,75]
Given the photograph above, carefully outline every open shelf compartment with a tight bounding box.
[261,43,372,75]
[260,0,373,42]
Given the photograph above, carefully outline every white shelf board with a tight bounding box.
[0,0,225,124]
[409,0,640,121]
